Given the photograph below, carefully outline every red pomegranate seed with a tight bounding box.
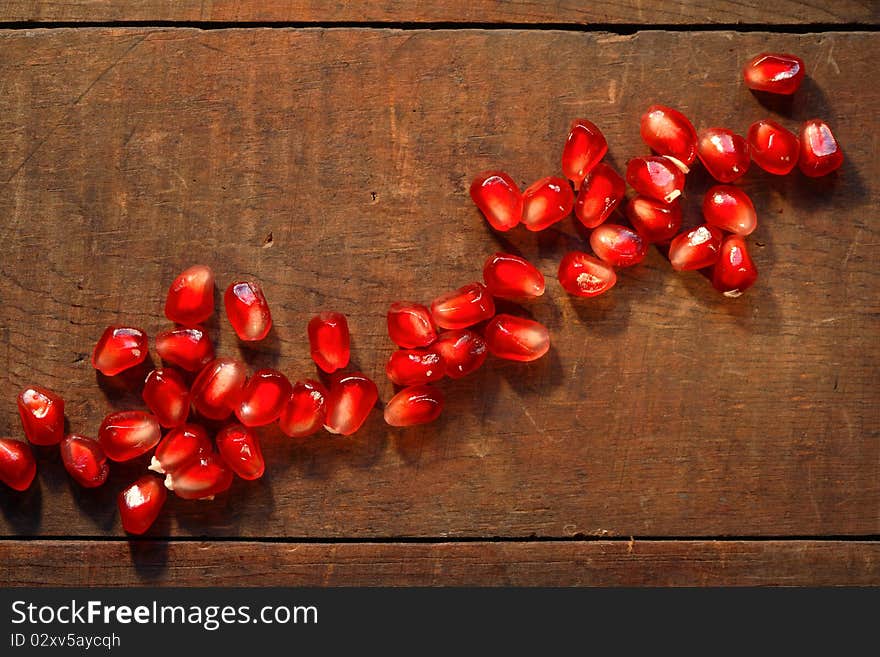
[118,475,166,534]
[521,176,575,231]
[98,410,161,462]
[155,327,214,372]
[743,52,805,95]
[149,424,211,475]
[91,326,148,376]
[165,452,233,500]
[323,372,379,436]
[190,358,248,421]
[308,312,351,374]
[713,235,759,297]
[625,196,682,244]
[799,119,844,177]
[482,253,545,300]
[235,368,292,427]
[60,434,108,488]
[640,105,698,170]
[433,330,488,379]
[668,225,723,271]
[224,280,272,342]
[484,314,550,362]
[17,386,65,446]
[0,438,36,491]
[574,163,625,229]
[703,185,757,236]
[561,118,608,186]
[279,380,328,438]
[386,349,445,386]
[142,369,190,429]
[386,302,438,349]
[748,119,799,175]
[430,282,495,330]
[590,224,648,268]
[557,252,617,298]
[164,264,215,325]
[697,128,751,183]
[384,385,444,427]
[469,171,523,231]
[216,424,265,480]
[626,156,685,204]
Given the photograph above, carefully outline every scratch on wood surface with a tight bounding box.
[5,34,148,183]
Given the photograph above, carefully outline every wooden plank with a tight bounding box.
[0,28,877,539]
[1,540,877,586]
[0,1,877,25]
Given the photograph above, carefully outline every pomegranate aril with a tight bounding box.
[279,380,328,438]
[142,368,190,429]
[17,386,65,446]
[98,410,161,462]
[149,424,211,475]
[235,368,292,427]
[484,314,550,362]
[118,475,166,534]
[164,264,215,325]
[590,224,648,268]
[308,312,351,374]
[323,372,379,436]
[668,224,723,271]
[703,185,757,236]
[91,326,148,376]
[430,282,495,330]
[190,358,248,421]
[748,119,799,175]
[574,163,625,229]
[386,349,445,386]
[626,156,685,204]
[225,280,272,342]
[384,385,444,427]
[469,171,523,231]
[557,252,617,298]
[697,128,751,183]
[521,176,575,231]
[155,327,214,372]
[0,438,36,491]
[713,235,759,297]
[743,52,805,95]
[799,119,844,177]
[482,253,545,300]
[433,330,488,379]
[626,196,682,244]
[165,452,233,500]
[60,434,108,488]
[561,118,608,186]
[640,105,698,169]
[387,302,438,348]
[216,424,265,480]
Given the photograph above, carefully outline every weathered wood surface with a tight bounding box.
[1,1,876,25]
[1,540,877,586]
[0,28,878,547]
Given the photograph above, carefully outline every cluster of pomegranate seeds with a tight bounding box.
[469,51,842,301]
[383,250,551,425]
[1,51,846,537]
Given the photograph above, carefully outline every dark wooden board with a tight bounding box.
[0,28,878,549]
[1,1,877,25]
[1,540,877,586]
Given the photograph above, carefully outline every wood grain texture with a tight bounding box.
[1,540,877,586]
[0,28,878,541]
[1,1,877,25]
